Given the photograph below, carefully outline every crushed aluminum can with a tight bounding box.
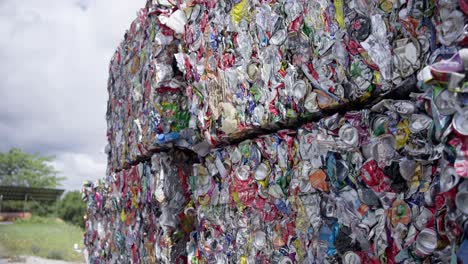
[270,29,287,46]
[254,162,270,181]
[348,16,371,42]
[415,228,438,257]
[343,251,362,264]
[414,207,434,231]
[236,165,251,181]
[229,146,242,164]
[424,183,438,208]
[290,80,307,100]
[408,114,433,133]
[322,113,341,131]
[399,158,417,181]
[358,188,381,207]
[440,166,461,192]
[393,38,421,80]
[390,199,412,227]
[455,155,468,179]
[434,89,459,116]
[448,72,466,92]
[371,115,389,136]
[365,134,396,166]
[339,124,359,147]
[247,63,260,82]
[372,100,416,116]
[309,169,329,192]
[456,189,468,215]
[315,90,335,109]
[304,92,319,113]
[392,101,417,116]
[252,230,267,250]
[452,106,468,136]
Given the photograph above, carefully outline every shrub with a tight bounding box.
[47,250,65,260]
[57,191,86,228]
[31,244,40,254]
[1,200,56,217]
[16,216,56,224]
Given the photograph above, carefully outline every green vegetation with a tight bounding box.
[0,148,66,215]
[58,191,86,228]
[0,149,85,261]
[0,148,64,187]
[2,199,57,215]
[0,217,84,262]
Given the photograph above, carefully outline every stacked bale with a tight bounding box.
[84,0,468,263]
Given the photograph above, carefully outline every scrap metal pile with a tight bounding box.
[84,0,468,263]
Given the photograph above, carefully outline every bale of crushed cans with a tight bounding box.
[188,105,467,263]
[86,0,468,262]
[186,49,468,261]
[106,0,468,172]
[85,48,468,261]
[83,150,197,263]
[174,0,468,146]
[183,50,468,264]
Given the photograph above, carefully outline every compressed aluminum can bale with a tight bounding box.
[187,95,467,263]
[86,0,468,262]
[105,0,468,168]
[173,0,467,147]
[85,54,468,262]
[83,150,196,263]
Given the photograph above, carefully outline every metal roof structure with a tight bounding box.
[0,186,64,201]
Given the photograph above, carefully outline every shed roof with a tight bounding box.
[0,186,64,201]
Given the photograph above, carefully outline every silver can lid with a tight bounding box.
[236,165,250,181]
[339,124,359,146]
[252,230,267,250]
[452,106,468,136]
[392,100,416,115]
[292,80,307,100]
[409,114,432,133]
[254,162,270,181]
[434,89,458,116]
[416,228,438,255]
[270,29,287,46]
[343,251,361,264]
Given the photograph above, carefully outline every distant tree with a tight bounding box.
[0,148,64,188]
[58,191,86,228]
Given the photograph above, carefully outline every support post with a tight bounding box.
[23,193,28,214]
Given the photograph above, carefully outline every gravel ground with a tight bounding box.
[0,221,86,264]
[0,256,84,264]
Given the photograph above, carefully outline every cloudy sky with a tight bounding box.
[0,0,145,190]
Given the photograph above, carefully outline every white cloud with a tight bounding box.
[0,0,146,190]
[51,152,107,190]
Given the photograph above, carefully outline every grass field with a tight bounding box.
[0,217,84,262]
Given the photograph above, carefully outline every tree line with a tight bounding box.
[0,148,85,228]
